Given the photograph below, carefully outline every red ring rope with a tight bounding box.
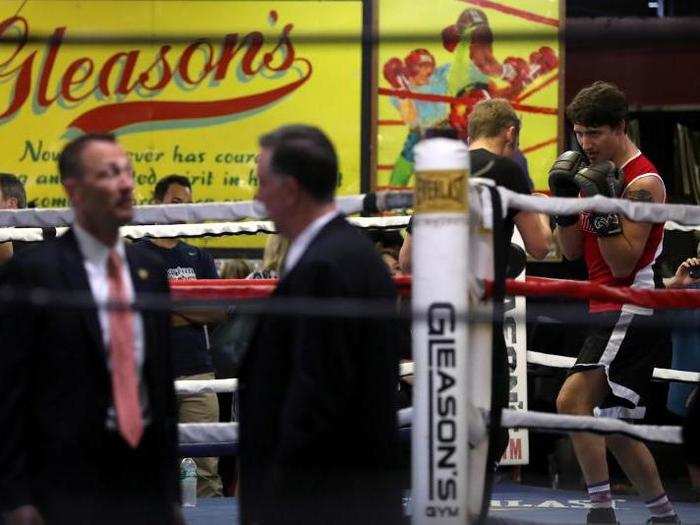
[170,275,700,309]
[496,276,700,309]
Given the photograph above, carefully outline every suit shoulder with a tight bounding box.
[302,217,395,289]
[127,242,170,275]
[312,217,376,260]
[0,237,69,288]
[129,241,164,262]
[7,237,62,269]
[126,245,171,294]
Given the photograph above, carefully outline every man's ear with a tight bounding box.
[283,175,301,205]
[505,126,517,145]
[614,120,626,136]
[6,197,18,209]
[502,126,518,157]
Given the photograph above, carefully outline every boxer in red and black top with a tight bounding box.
[549,81,679,524]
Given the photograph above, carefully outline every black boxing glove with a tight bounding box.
[575,161,624,237]
[548,151,585,197]
[574,161,623,199]
[548,150,585,226]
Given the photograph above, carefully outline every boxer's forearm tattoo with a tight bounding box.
[627,189,653,202]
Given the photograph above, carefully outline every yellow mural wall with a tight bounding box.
[0,0,363,211]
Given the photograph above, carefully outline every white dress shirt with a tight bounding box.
[73,223,149,428]
[283,209,340,276]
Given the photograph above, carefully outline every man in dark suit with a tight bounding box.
[239,125,402,524]
[0,134,183,524]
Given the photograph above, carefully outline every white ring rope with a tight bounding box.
[2,184,699,231]
[500,408,681,444]
[0,200,258,228]
[1,214,695,242]
[176,356,691,448]
[0,194,367,228]
[0,228,63,242]
[124,221,276,238]
[176,406,683,448]
[0,216,411,242]
[393,357,699,386]
[176,410,413,447]
[526,350,700,384]
[2,189,698,242]
[174,353,698,397]
[175,362,415,396]
[179,422,238,447]
[500,188,700,226]
[663,220,700,232]
[175,378,238,395]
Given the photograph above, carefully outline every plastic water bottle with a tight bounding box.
[402,489,413,516]
[180,457,197,507]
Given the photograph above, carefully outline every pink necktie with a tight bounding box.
[107,249,143,448]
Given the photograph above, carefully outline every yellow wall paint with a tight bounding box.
[0,1,363,209]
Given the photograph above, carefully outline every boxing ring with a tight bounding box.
[2,180,700,524]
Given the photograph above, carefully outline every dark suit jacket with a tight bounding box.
[239,215,402,524]
[0,230,179,524]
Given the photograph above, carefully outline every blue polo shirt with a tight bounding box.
[136,239,218,377]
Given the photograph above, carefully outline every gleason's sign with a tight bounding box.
[0,15,306,133]
[0,1,364,207]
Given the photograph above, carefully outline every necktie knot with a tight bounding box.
[107,249,123,277]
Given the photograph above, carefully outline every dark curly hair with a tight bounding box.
[566,81,628,129]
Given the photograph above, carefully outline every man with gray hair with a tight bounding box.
[240,124,402,524]
[0,173,27,264]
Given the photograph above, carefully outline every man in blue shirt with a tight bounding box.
[138,174,223,497]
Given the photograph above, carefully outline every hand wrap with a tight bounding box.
[576,161,624,237]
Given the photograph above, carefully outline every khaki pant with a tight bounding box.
[177,372,224,497]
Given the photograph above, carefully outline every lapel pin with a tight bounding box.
[138,268,149,280]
